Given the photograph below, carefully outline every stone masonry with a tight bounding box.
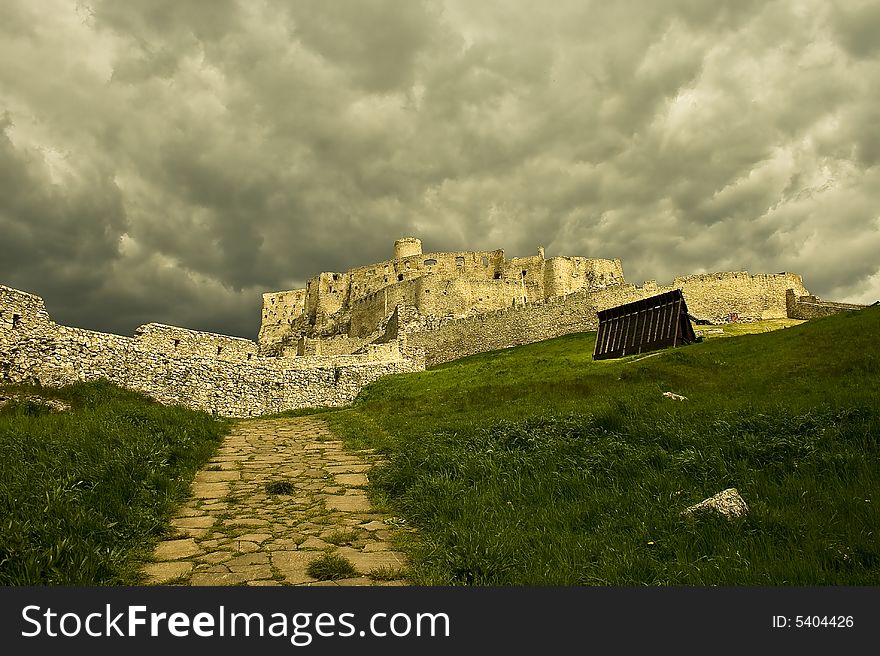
[0,285,424,417]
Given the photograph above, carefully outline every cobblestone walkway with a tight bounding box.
[142,417,410,586]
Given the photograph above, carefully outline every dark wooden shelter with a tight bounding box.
[593,289,697,360]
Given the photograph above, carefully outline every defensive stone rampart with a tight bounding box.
[785,290,868,320]
[405,271,812,366]
[0,285,424,417]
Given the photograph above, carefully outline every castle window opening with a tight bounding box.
[333,274,339,281]
[522,270,527,277]
[424,259,437,266]
[247,353,252,360]
[173,339,180,349]
[217,346,223,355]
[397,274,404,281]
[425,289,430,294]
[405,261,411,270]
[455,256,464,267]
[12,313,21,328]
[494,272,502,279]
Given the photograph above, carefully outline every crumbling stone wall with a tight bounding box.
[404,271,811,366]
[259,289,306,348]
[259,239,629,351]
[670,272,809,322]
[0,285,424,417]
[785,289,867,320]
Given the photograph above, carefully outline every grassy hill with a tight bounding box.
[327,308,880,585]
[0,381,228,585]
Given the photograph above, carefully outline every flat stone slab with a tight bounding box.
[227,564,273,579]
[172,516,215,529]
[227,518,268,527]
[326,464,371,474]
[232,540,260,553]
[190,481,230,499]
[272,551,318,585]
[143,561,193,584]
[200,551,233,565]
[190,571,254,586]
[337,548,407,574]
[194,470,240,482]
[331,577,374,586]
[236,533,272,544]
[335,473,369,487]
[323,493,372,512]
[299,536,331,550]
[227,553,269,568]
[154,538,202,561]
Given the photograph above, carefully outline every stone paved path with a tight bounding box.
[142,417,410,586]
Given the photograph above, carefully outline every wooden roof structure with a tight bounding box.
[593,289,697,360]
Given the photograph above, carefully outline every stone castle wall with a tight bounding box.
[785,289,867,320]
[259,289,306,348]
[0,285,424,417]
[671,272,809,322]
[406,271,810,366]
[258,239,629,351]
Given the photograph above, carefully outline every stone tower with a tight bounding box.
[394,237,422,260]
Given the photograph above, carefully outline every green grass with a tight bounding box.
[265,480,295,495]
[326,309,880,585]
[0,380,229,585]
[307,552,358,580]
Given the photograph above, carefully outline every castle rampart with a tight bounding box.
[0,284,424,417]
[260,240,628,351]
[402,270,815,366]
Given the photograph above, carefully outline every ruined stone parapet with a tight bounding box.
[1,284,424,417]
[785,289,867,320]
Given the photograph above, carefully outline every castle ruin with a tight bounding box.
[1,237,864,416]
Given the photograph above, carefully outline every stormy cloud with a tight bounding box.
[1,0,878,338]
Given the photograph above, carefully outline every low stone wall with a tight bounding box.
[0,285,424,417]
[672,272,808,323]
[786,290,867,320]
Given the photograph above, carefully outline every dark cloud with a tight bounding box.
[1,0,878,341]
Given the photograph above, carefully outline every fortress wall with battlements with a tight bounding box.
[785,290,867,320]
[404,272,810,366]
[669,272,809,322]
[0,285,424,417]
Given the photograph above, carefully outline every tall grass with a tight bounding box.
[0,380,228,585]
[327,309,880,585]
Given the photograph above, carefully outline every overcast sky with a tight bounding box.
[1,0,878,338]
